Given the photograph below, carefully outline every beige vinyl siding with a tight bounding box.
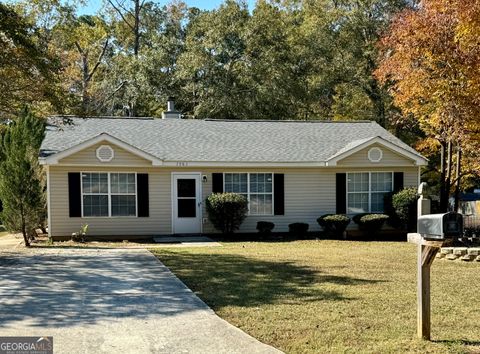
[47,139,420,236]
[49,166,172,237]
[47,164,419,236]
[200,167,418,233]
[59,141,151,167]
[337,143,416,167]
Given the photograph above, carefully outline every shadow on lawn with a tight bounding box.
[157,251,383,309]
[433,339,480,347]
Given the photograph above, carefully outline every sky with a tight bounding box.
[78,0,257,15]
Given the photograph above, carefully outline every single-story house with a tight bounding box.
[39,105,428,239]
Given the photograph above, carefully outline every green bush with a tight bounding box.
[353,213,389,235]
[383,192,401,228]
[288,222,309,237]
[392,187,418,231]
[256,221,275,235]
[205,193,248,234]
[317,214,350,237]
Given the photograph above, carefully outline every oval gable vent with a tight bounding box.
[96,145,114,162]
[368,147,383,163]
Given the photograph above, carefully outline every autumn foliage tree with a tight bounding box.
[376,0,480,208]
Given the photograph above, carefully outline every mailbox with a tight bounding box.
[417,212,463,240]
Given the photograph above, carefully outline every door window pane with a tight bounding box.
[177,179,196,197]
[178,199,196,217]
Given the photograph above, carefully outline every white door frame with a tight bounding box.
[171,172,202,234]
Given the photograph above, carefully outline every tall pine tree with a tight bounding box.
[0,108,45,246]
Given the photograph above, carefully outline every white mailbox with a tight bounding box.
[417,212,463,240]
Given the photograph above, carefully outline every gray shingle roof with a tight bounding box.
[40,117,424,163]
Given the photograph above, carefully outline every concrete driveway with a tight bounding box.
[0,248,281,354]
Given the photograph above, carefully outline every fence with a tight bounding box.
[463,215,480,238]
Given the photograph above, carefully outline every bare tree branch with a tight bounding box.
[74,41,84,55]
[107,0,134,30]
[87,39,109,82]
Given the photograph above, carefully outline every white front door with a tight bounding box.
[172,173,202,234]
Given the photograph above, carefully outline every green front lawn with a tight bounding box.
[152,240,479,354]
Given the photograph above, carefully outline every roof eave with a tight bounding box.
[326,136,428,166]
[40,133,164,166]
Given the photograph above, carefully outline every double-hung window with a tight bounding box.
[224,173,273,215]
[347,172,393,214]
[81,172,137,217]
[82,173,109,217]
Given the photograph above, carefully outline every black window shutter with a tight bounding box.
[68,172,81,217]
[212,173,223,193]
[137,173,149,217]
[274,174,285,215]
[393,172,404,193]
[336,173,347,214]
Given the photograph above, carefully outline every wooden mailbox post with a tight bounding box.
[408,183,451,340]
[407,233,446,340]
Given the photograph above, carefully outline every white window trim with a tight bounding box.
[80,172,138,218]
[223,172,274,216]
[346,171,393,214]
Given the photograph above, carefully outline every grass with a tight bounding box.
[152,240,480,354]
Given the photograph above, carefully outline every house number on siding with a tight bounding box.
[176,162,189,167]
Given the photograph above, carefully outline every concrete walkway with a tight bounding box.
[0,248,281,354]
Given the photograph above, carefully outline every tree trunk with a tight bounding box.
[81,53,89,113]
[439,141,447,212]
[134,0,140,56]
[20,205,30,247]
[454,148,462,212]
[445,141,453,211]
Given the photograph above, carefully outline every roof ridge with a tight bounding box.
[49,115,155,120]
[49,115,376,123]
[204,119,375,123]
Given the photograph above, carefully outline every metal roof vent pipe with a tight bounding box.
[162,97,182,119]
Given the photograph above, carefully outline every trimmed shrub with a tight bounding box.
[353,213,389,235]
[317,214,350,237]
[383,192,401,228]
[288,222,309,237]
[205,193,248,234]
[256,221,275,235]
[392,187,418,231]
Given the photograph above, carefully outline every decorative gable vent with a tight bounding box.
[368,147,383,163]
[96,145,114,162]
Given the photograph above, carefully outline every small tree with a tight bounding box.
[205,193,248,235]
[0,108,45,246]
